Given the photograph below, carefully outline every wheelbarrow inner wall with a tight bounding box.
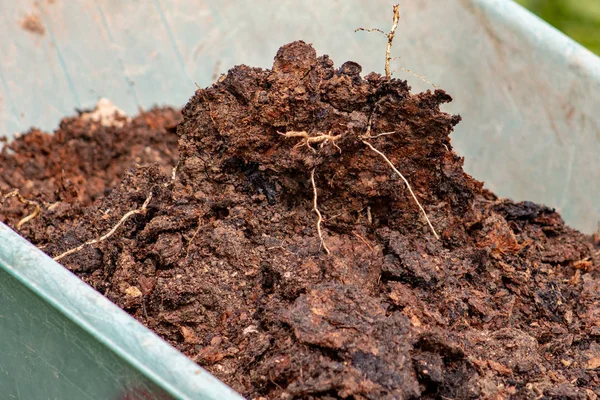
[0,0,599,398]
[2,0,599,233]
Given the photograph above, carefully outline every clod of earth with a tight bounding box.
[1,42,600,399]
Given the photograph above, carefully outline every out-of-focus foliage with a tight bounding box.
[517,0,600,54]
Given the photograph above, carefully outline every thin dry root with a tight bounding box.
[353,231,375,252]
[392,67,439,88]
[311,168,330,255]
[53,192,153,262]
[362,140,439,239]
[278,130,342,153]
[1,190,41,229]
[367,131,396,139]
[354,27,386,35]
[16,205,40,229]
[185,216,203,260]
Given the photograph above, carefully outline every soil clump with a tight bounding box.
[2,42,599,399]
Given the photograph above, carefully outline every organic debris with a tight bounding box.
[1,42,599,399]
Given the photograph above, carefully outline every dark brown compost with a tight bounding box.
[1,42,599,400]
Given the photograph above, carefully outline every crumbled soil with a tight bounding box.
[0,107,179,206]
[2,42,600,400]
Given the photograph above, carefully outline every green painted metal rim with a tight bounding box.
[477,0,600,83]
[0,222,243,400]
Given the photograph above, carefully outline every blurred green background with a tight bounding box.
[516,0,600,54]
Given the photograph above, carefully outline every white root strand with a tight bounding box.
[54,192,153,262]
[311,168,330,254]
[362,140,439,239]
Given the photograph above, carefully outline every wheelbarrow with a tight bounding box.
[0,0,598,398]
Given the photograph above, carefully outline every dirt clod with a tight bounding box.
[2,42,599,399]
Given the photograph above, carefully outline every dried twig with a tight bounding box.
[53,192,153,262]
[385,4,400,78]
[1,190,41,229]
[355,4,399,77]
[362,140,439,239]
[311,168,330,255]
[357,5,438,88]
